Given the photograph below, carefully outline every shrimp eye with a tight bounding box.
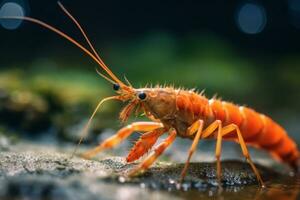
[113,83,120,91]
[138,92,147,100]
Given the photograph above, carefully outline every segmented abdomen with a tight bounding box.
[209,99,299,168]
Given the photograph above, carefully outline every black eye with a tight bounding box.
[113,83,120,91]
[138,92,147,100]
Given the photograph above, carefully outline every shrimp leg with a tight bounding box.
[180,120,223,184]
[126,127,166,162]
[214,120,223,186]
[220,124,265,187]
[180,120,204,182]
[128,129,177,176]
[81,121,163,159]
[201,122,264,187]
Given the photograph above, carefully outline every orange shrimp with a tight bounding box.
[2,2,299,188]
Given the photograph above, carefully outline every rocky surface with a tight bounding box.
[0,138,288,200]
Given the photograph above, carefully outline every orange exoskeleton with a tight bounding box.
[2,2,299,188]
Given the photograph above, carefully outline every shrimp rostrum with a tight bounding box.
[2,2,299,188]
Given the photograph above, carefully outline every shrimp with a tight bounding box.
[2,2,299,188]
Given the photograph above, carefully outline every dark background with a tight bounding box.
[1,1,299,59]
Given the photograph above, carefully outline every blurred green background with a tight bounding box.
[0,0,300,144]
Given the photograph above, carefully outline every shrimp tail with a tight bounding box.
[207,98,300,172]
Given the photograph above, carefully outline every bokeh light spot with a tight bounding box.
[236,3,267,34]
[0,2,24,30]
[288,0,300,29]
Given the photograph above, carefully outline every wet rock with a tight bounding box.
[0,141,286,200]
[0,145,180,200]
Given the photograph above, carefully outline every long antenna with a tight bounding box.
[57,1,103,64]
[0,16,124,85]
[95,68,116,84]
[71,96,120,158]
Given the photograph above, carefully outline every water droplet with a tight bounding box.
[168,178,175,184]
[118,176,126,183]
